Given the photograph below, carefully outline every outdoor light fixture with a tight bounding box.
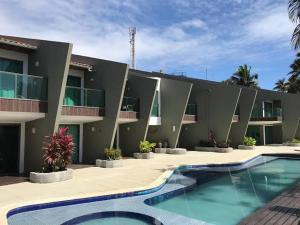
[91,127,95,132]
[172,126,176,132]
[32,128,36,134]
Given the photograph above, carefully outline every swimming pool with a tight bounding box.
[7,155,300,225]
[147,158,300,225]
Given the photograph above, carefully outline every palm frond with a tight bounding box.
[291,24,300,49]
[289,0,300,23]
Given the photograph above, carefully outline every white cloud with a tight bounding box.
[0,0,294,76]
[246,5,294,42]
[179,19,207,29]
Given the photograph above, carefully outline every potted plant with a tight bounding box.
[30,127,74,183]
[155,141,166,153]
[285,138,300,146]
[96,148,122,168]
[238,136,256,150]
[134,140,156,159]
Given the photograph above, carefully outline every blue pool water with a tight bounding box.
[150,158,300,225]
[7,156,300,225]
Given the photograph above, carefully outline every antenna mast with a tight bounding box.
[129,27,136,69]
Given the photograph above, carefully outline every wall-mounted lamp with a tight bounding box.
[35,61,39,67]
[91,127,95,132]
[127,127,130,131]
[32,128,36,134]
[172,125,176,132]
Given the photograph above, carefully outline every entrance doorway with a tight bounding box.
[265,126,273,145]
[246,126,261,145]
[59,124,80,164]
[0,125,20,174]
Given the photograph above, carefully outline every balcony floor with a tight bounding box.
[60,115,103,124]
[0,111,45,123]
[248,120,282,125]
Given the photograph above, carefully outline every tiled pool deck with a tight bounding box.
[1,146,300,224]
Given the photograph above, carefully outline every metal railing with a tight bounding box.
[185,103,197,115]
[121,96,139,112]
[0,71,47,100]
[63,86,105,107]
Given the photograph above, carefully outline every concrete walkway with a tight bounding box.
[1,146,300,224]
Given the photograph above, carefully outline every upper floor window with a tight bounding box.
[0,57,23,74]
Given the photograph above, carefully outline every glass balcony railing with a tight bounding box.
[251,107,283,121]
[151,104,159,117]
[185,103,197,115]
[0,71,47,100]
[121,96,139,112]
[151,91,160,117]
[273,108,282,117]
[63,86,105,107]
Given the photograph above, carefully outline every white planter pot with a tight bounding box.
[194,146,233,153]
[134,152,154,159]
[166,148,187,154]
[95,159,122,168]
[238,145,255,150]
[30,169,73,184]
[155,148,167,154]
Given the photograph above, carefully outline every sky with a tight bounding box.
[0,0,297,90]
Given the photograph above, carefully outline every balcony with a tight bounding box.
[232,107,240,123]
[0,71,47,122]
[151,103,159,117]
[119,96,139,123]
[249,107,282,125]
[183,103,197,124]
[61,86,105,123]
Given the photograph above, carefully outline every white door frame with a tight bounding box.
[19,122,25,173]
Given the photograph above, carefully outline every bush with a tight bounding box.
[139,140,156,153]
[104,148,122,160]
[42,127,74,172]
[243,136,256,146]
[289,138,300,143]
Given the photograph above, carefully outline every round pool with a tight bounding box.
[61,211,163,225]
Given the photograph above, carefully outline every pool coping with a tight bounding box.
[4,152,300,225]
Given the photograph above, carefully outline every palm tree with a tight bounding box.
[287,76,300,93]
[273,78,289,92]
[289,0,300,49]
[288,52,300,80]
[230,64,259,88]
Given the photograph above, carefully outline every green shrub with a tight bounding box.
[243,136,256,146]
[289,138,300,143]
[104,148,122,160]
[139,140,156,153]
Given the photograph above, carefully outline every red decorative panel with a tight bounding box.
[183,114,197,122]
[119,111,139,119]
[0,98,47,113]
[62,106,104,117]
